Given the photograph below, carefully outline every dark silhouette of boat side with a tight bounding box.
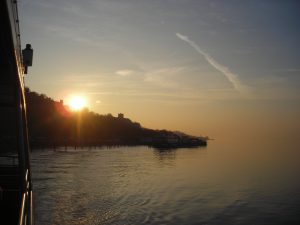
[0,1,33,224]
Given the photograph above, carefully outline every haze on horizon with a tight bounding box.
[19,0,300,141]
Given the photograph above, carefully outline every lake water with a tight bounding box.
[31,140,300,225]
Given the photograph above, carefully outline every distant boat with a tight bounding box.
[0,1,33,224]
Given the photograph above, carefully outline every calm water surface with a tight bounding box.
[31,140,300,225]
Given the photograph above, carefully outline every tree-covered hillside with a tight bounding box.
[25,88,206,148]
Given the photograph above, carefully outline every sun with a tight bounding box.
[69,96,86,111]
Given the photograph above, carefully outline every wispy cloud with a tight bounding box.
[86,87,242,102]
[116,69,134,76]
[176,33,250,94]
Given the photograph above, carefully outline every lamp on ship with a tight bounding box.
[22,44,33,74]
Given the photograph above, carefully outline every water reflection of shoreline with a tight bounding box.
[152,146,207,166]
[153,149,177,165]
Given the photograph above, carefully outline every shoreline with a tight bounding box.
[29,139,207,150]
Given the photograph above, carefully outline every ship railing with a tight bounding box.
[18,169,32,225]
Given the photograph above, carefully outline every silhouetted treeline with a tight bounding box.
[25,88,206,149]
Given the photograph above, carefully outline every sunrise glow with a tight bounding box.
[69,96,86,111]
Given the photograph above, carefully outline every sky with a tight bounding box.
[19,0,300,140]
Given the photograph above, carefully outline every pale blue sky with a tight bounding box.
[19,0,300,139]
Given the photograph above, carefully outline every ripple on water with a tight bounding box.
[31,145,300,225]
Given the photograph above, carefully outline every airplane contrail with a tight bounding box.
[176,33,249,93]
